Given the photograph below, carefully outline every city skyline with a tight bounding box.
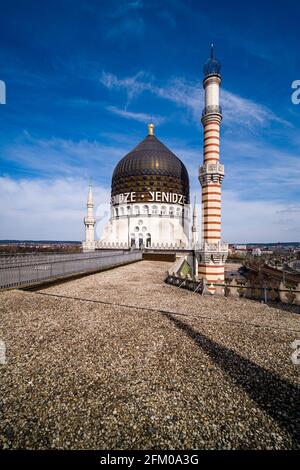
[0,0,299,242]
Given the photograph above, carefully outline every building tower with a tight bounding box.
[197,45,228,293]
[83,184,96,251]
[191,196,198,248]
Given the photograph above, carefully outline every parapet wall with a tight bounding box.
[0,251,142,290]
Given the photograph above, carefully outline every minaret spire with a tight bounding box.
[148,122,155,136]
[87,182,93,205]
[83,183,96,251]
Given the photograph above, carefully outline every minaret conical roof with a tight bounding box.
[203,44,221,79]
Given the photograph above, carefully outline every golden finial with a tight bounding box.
[148,122,154,136]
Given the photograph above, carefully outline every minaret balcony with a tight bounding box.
[84,216,96,225]
[195,241,228,265]
[202,105,222,117]
[198,162,225,186]
[196,241,228,252]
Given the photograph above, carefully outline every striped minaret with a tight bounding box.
[191,196,198,248]
[197,45,228,293]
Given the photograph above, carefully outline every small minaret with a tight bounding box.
[83,184,96,251]
[192,196,198,247]
[197,45,228,293]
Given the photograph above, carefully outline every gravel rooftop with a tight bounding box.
[0,260,299,450]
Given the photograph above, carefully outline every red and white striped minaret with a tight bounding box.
[197,45,228,293]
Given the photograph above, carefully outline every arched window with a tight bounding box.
[152,205,158,215]
[130,234,135,247]
[169,206,174,216]
[176,207,181,216]
[146,233,151,247]
[161,205,167,215]
[138,234,143,248]
[143,205,149,215]
[134,206,140,215]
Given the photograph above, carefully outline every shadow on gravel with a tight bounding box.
[162,311,300,448]
[266,301,300,316]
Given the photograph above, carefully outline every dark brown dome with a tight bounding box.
[111,133,190,203]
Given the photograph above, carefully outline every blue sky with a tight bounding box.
[0,0,299,242]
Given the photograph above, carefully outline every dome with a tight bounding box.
[111,125,190,204]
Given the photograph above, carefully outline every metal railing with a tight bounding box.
[0,251,124,268]
[202,105,222,117]
[0,251,142,289]
[165,275,300,306]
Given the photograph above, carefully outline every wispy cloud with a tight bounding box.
[104,0,145,39]
[1,132,126,180]
[100,71,151,105]
[106,105,165,124]
[107,0,144,18]
[222,190,300,243]
[158,10,176,28]
[222,90,291,128]
[0,176,109,240]
[106,17,145,38]
[100,71,291,129]
[222,136,300,200]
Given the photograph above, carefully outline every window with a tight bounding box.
[152,205,158,215]
[138,234,144,248]
[146,233,151,247]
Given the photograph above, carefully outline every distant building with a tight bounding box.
[235,245,247,251]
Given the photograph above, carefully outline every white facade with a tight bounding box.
[97,202,190,249]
